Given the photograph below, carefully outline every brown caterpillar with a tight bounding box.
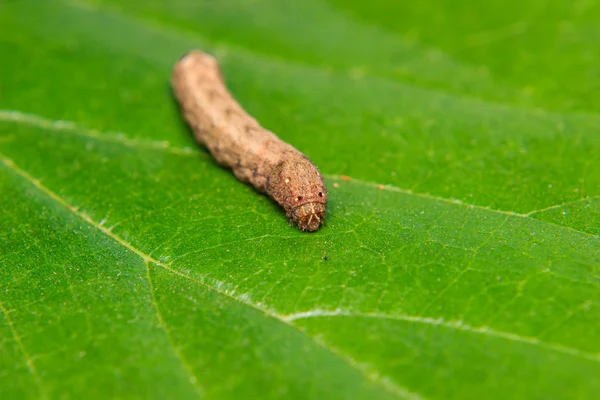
[171,51,328,231]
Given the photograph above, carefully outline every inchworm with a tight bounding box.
[171,51,328,231]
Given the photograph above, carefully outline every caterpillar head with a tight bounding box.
[267,157,328,232]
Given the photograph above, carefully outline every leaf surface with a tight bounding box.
[1,1,599,399]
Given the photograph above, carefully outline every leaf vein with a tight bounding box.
[282,309,600,363]
[0,109,198,156]
[3,109,598,240]
[331,177,600,239]
[0,301,46,399]
[0,152,421,400]
[525,196,599,217]
[144,260,205,397]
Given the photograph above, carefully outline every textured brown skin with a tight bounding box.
[171,51,328,231]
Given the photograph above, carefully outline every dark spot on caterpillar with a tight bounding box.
[244,124,261,135]
[225,108,238,118]
[207,89,220,101]
[323,256,328,261]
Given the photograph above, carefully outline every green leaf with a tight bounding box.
[1,0,599,399]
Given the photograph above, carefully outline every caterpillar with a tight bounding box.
[171,51,328,232]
